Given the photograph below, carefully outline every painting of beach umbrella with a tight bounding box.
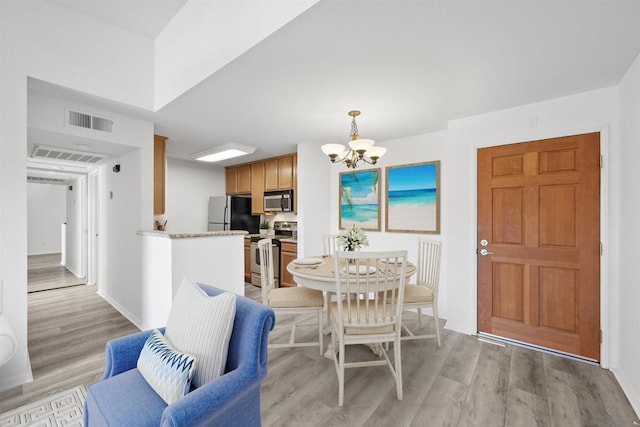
[385,161,440,233]
[339,169,381,231]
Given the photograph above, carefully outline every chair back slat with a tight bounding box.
[416,239,441,293]
[258,238,275,305]
[334,250,408,332]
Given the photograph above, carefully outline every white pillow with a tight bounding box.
[165,277,236,388]
[137,329,196,405]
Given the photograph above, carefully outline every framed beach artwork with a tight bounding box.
[339,169,381,231]
[385,161,440,234]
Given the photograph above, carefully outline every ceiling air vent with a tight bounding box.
[31,145,108,165]
[68,109,113,133]
[27,175,68,184]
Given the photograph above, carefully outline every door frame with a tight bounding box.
[87,170,100,289]
[471,125,610,367]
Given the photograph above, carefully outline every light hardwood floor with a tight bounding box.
[0,285,139,413]
[248,284,639,427]
[27,253,85,293]
[2,283,638,427]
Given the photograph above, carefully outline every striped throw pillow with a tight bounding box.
[137,329,196,405]
[165,277,237,388]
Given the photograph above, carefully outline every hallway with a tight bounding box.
[27,253,85,293]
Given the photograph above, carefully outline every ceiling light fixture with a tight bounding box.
[321,110,386,169]
[192,142,257,163]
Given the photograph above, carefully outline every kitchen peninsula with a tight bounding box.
[137,230,247,330]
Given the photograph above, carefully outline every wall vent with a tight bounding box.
[68,109,113,133]
[27,175,68,184]
[31,145,108,165]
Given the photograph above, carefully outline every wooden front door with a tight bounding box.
[477,133,600,361]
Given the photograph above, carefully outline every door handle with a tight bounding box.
[479,249,494,256]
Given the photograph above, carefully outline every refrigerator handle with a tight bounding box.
[223,204,229,230]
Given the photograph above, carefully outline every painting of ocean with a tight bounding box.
[386,161,440,233]
[339,169,380,230]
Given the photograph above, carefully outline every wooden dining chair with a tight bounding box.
[401,238,442,346]
[330,250,408,406]
[258,238,324,354]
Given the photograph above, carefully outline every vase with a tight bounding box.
[346,246,358,264]
[259,229,268,236]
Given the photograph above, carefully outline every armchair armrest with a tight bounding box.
[101,327,164,380]
[161,367,261,427]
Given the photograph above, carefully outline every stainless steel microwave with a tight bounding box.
[264,190,294,212]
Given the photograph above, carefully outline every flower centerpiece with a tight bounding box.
[338,224,369,251]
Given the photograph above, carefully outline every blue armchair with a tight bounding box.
[84,284,275,426]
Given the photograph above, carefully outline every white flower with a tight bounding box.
[338,225,369,251]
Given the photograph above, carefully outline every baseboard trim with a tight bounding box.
[96,290,144,331]
[611,367,640,422]
[0,371,33,393]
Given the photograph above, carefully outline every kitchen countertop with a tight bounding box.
[138,230,248,239]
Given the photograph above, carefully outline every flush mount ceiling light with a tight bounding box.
[192,142,257,163]
[321,110,387,169]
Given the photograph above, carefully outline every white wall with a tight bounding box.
[616,52,640,415]
[20,2,154,110]
[325,131,450,318]
[297,143,332,258]
[97,147,154,333]
[63,177,85,278]
[1,2,32,388]
[154,0,319,109]
[165,158,225,232]
[0,0,154,391]
[27,183,66,255]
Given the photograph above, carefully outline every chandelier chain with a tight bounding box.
[350,116,359,140]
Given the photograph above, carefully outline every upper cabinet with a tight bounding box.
[225,164,251,195]
[154,135,168,215]
[251,162,265,215]
[265,155,294,191]
[237,165,251,193]
[225,153,297,213]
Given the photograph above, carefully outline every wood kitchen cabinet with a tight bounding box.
[225,165,252,195]
[280,241,298,287]
[225,167,237,195]
[244,237,251,283]
[251,162,265,214]
[265,155,295,191]
[154,134,168,214]
[225,153,297,206]
[278,155,294,189]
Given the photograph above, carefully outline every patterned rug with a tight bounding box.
[0,385,86,427]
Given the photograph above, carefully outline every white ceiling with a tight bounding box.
[30,1,640,170]
[45,0,188,38]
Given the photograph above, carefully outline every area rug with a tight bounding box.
[0,385,86,427]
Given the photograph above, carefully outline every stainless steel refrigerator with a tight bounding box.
[208,195,260,233]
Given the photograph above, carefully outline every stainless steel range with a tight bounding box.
[250,221,297,287]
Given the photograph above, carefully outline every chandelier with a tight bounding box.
[321,110,387,169]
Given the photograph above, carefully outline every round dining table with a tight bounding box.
[286,255,416,292]
[287,254,416,358]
